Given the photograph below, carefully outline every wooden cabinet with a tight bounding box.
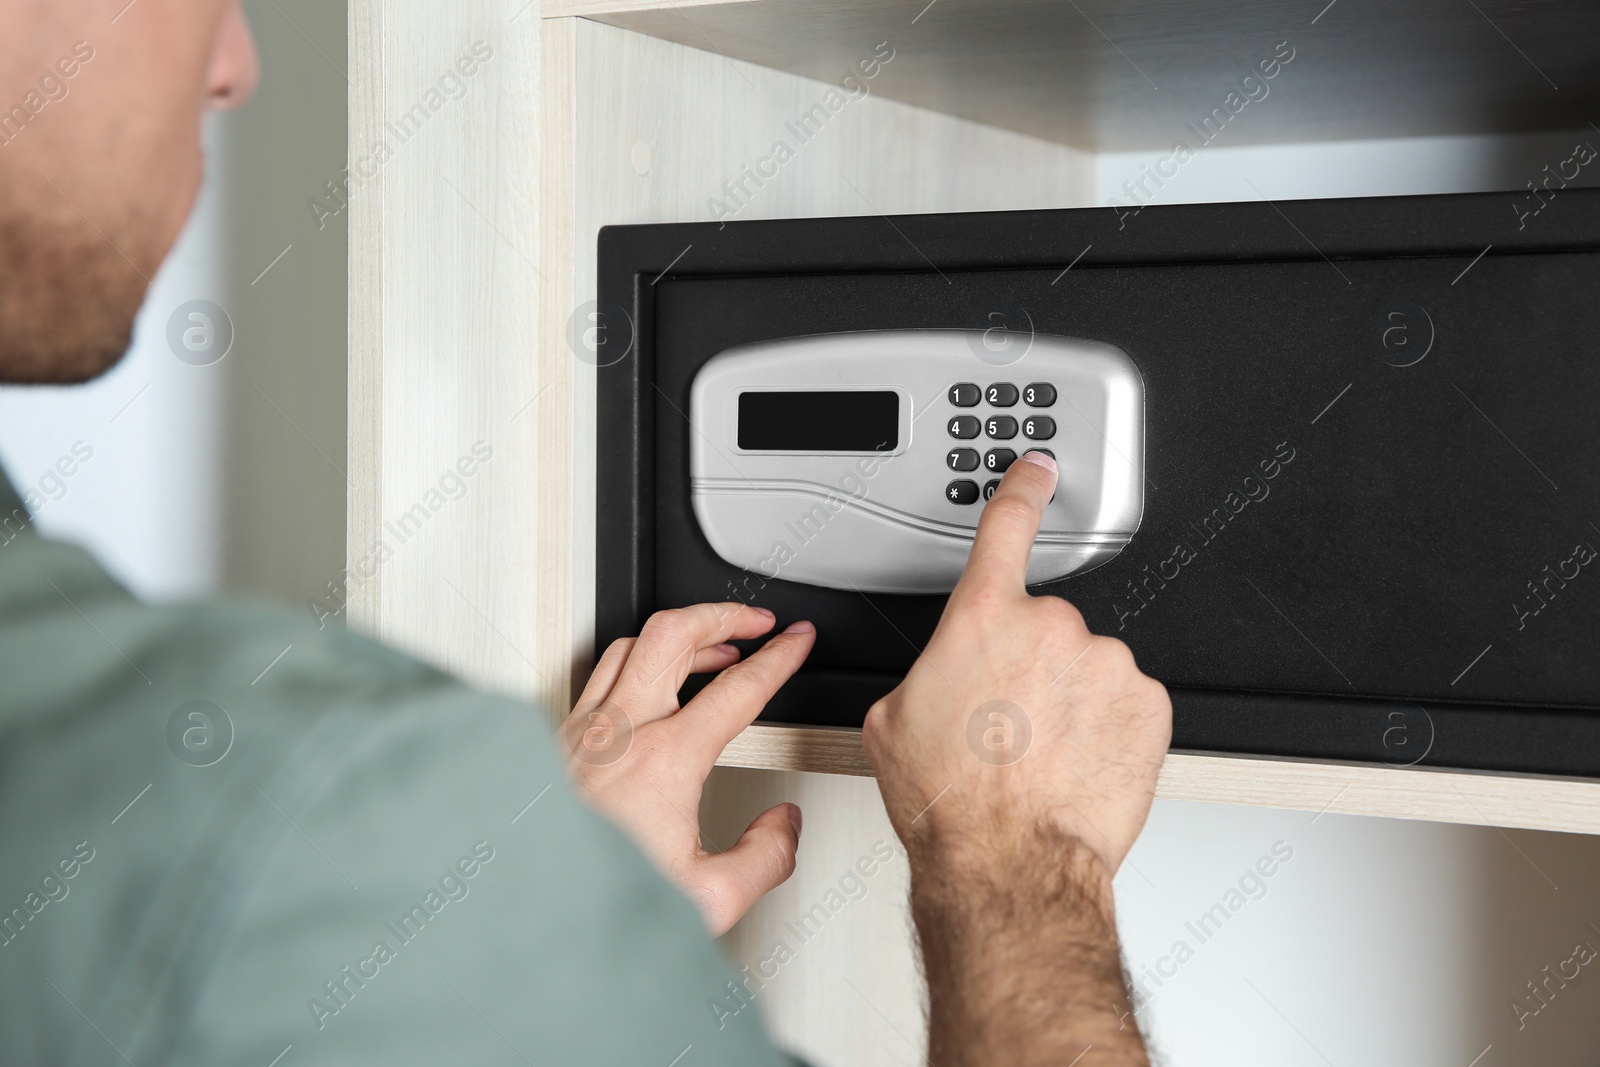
[350,2,1600,1060]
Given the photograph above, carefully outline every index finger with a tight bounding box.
[951,450,1059,599]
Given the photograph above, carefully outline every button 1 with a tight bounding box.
[984,448,1017,473]
[985,414,1018,440]
[949,382,981,407]
[983,479,1000,500]
[1023,382,1056,407]
[1022,415,1056,440]
[946,479,979,505]
[946,447,979,472]
[985,382,1019,407]
[948,415,980,439]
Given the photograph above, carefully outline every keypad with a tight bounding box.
[947,380,1058,507]
[947,415,980,439]
[949,383,981,407]
[1023,382,1056,407]
[946,479,979,505]
[985,448,1017,473]
[946,447,979,472]
[1022,415,1055,440]
[985,382,1019,407]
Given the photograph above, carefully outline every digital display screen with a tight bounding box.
[737,390,899,452]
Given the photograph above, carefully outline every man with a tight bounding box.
[0,2,1172,1064]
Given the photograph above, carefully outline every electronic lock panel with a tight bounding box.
[688,331,1144,594]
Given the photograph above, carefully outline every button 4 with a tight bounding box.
[948,415,981,439]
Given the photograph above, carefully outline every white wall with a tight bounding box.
[0,121,230,600]
[1100,129,1600,1067]
[0,0,347,607]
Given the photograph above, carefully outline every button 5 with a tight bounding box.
[985,414,1018,439]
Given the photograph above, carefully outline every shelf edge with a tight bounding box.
[718,725,1600,834]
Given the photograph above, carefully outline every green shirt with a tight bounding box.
[0,470,796,1066]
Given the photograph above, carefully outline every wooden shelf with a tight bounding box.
[720,724,1600,835]
[550,0,1600,151]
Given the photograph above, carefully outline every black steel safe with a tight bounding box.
[595,189,1600,778]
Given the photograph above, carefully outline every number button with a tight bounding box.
[949,383,981,407]
[946,479,979,505]
[985,414,1018,440]
[946,447,979,472]
[984,448,1017,473]
[1023,382,1056,407]
[983,479,1000,500]
[948,415,980,439]
[1022,416,1056,440]
[985,382,1019,407]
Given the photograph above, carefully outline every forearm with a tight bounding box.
[909,820,1149,1067]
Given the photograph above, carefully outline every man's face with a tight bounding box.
[0,0,258,383]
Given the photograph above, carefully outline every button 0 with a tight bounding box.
[985,382,1019,407]
[946,447,979,472]
[949,382,981,407]
[948,415,981,439]
[1023,382,1056,406]
[985,414,1018,440]
[984,448,1017,473]
[946,479,979,505]
[1022,415,1055,440]
[983,479,1000,500]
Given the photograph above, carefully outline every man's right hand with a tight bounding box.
[863,449,1171,1066]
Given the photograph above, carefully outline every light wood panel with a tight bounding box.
[552,0,1600,152]
[723,725,1600,836]
[347,0,559,711]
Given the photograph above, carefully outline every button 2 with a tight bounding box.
[1022,415,1055,440]
[949,383,981,407]
[946,447,979,472]
[946,479,979,505]
[985,382,1019,407]
[985,415,1018,440]
[984,448,1017,473]
[948,415,980,439]
[1023,382,1056,406]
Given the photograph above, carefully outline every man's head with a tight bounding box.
[0,0,257,383]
